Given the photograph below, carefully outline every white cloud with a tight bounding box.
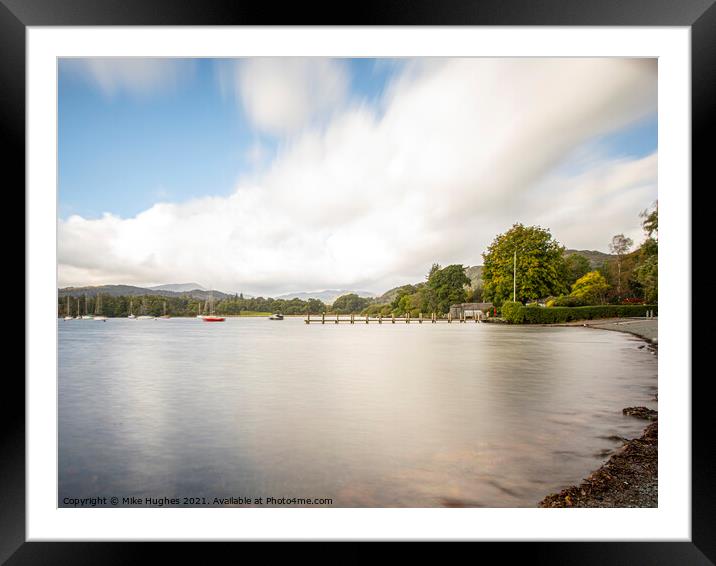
[62,58,194,98]
[244,141,268,168]
[228,58,349,135]
[59,58,657,295]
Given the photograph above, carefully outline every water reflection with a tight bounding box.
[59,318,657,507]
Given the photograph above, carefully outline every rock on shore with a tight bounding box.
[539,416,657,508]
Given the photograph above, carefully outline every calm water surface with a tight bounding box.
[59,317,657,507]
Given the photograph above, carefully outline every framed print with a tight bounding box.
[5,0,710,560]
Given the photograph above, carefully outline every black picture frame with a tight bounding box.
[5,0,708,560]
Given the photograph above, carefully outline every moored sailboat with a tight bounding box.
[128,297,136,319]
[93,293,107,321]
[63,296,74,320]
[81,295,94,319]
[136,298,155,320]
[201,292,225,322]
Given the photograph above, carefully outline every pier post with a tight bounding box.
[448,312,452,323]
[322,313,325,324]
[350,313,354,324]
[335,313,339,324]
[391,314,395,324]
[419,312,422,324]
[379,314,382,324]
[406,312,410,323]
[365,314,369,324]
[306,314,310,324]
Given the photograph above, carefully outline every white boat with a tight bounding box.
[63,296,73,320]
[81,295,94,319]
[128,298,136,319]
[136,298,155,320]
[93,293,107,321]
[268,313,284,320]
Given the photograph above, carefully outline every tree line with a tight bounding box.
[59,204,657,317]
[59,293,329,318]
[481,203,658,307]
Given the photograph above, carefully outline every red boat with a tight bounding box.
[200,292,225,321]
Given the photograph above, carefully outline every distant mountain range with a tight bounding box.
[148,282,205,292]
[58,284,231,300]
[274,289,377,303]
[57,284,371,304]
[564,249,616,268]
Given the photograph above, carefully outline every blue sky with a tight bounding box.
[59,58,402,219]
[58,58,657,293]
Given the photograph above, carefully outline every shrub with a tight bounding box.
[502,304,657,324]
[501,301,525,323]
[570,270,609,304]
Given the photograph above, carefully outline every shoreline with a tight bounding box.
[539,417,657,507]
[538,318,658,507]
[548,317,658,345]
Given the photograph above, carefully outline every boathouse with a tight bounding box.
[449,302,494,319]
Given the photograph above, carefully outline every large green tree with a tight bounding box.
[426,264,470,314]
[482,224,569,306]
[332,293,371,314]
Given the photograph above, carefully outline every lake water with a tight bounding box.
[58,317,657,507]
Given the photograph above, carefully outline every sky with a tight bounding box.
[58,57,657,295]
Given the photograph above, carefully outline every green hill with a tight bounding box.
[564,249,615,268]
[58,284,231,300]
[377,265,483,304]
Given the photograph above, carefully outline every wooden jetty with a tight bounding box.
[304,312,484,324]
